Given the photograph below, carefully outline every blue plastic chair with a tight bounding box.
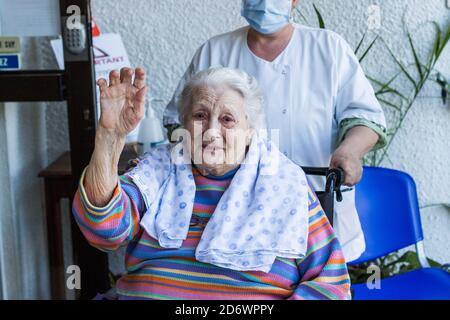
[348,167,450,300]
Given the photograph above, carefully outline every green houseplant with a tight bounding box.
[294,3,449,284]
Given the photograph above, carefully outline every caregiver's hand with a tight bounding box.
[84,67,148,207]
[330,125,379,187]
[330,146,362,187]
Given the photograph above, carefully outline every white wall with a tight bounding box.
[1,0,448,299]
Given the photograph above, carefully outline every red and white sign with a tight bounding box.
[51,33,140,142]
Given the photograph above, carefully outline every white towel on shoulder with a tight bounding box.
[125,135,309,272]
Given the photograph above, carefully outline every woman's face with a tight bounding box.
[184,85,253,176]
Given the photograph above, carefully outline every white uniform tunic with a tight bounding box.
[164,24,386,262]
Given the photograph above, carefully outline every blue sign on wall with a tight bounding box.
[0,54,20,70]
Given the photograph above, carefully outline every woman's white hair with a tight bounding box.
[178,67,266,130]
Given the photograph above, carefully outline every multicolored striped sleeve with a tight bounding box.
[72,168,145,252]
[288,185,351,300]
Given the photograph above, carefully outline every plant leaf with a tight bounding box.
[408,32,424,79]
[355,33,366,55]
[313,3,326,29]
[375,72,401,94]
[368,75,409,101]
[359,36,379,63]
[378,98,402,112]
[427,258,443,268]
[383,39,419,91]
[427,22,442,70]
[293,6,310,25]
[437,23,450,58]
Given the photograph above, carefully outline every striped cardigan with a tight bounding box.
[72,167,351,300]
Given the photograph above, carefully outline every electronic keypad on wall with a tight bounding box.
[61,14,89,61]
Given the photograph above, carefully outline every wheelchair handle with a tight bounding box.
[301,167,346,202]
[327,168,345,202]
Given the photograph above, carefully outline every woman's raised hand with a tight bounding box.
[97,67,148,137]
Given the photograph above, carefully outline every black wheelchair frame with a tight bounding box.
[300,167,345,226]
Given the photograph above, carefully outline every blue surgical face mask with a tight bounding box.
[241,0,292,35]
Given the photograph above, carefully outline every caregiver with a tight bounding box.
[163,0,387,262]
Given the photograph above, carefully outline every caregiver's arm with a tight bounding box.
[333,35,387,187]
[288,186,351,300]
[330,125,379,186]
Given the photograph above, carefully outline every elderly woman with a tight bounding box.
[72,66,351,300]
